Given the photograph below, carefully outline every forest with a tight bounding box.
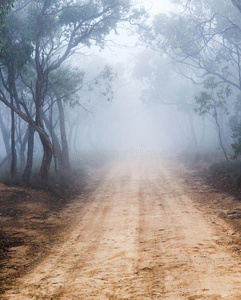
[1,1,241,299]
[1,0,241,185]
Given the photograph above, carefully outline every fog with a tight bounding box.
[2,2,241,298]
[70,47,220,156]
[0,0,240,180]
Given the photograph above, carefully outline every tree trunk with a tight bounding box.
[39,132,53,181]
[0,110,11,167]
[214,109,230,163]
[0,154,11,169]
[22,124,35,183]
[10,98,17,179]
[35,79,53,180]
[187,111,198,151]
[19,129,28,172]
[57,98,71,174]
[7,62,18,179]
[19,144,25,172]
[44,117,62,174]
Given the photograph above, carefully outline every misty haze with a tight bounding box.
[0,0,241,299]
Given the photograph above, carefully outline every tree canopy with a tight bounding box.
[0,0,144,180]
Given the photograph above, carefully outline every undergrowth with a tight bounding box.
[0,168,87,198]
[178,150,241,192]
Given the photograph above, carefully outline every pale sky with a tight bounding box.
[89,0,174,63]
[140,0,173,13]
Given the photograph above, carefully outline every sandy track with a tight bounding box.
[2,157,241,299]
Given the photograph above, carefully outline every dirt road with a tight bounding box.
[2,156,241,299]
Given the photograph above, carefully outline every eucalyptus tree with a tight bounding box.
[150,0,241,89]
[133,49,201,150]
[144,0,241,156]
[194,77,232,161]
[0,3,33,179]
[0,0,143,181]
[45,66,85,176]
[0,0,15,58]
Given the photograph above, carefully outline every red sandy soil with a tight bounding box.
[1,157,241,299]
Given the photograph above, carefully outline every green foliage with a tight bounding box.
[147,0,241,99]
[0,6,34,67]
[194,77,231,118]
[59,4,96,25]
[195,77,231,163]
[230,116,241,157]
[56,0,133,48]
[48,64,115,108]
[0,0,14,21]
[229,96,241,158]
[0,0,14,56]
[93,66,115,102]
[49,66,85,107]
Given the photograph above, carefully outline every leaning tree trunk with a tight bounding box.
[22,124,35,183]
[39,132,53,181]
[35,64,53,181]
[35,103,53,181]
